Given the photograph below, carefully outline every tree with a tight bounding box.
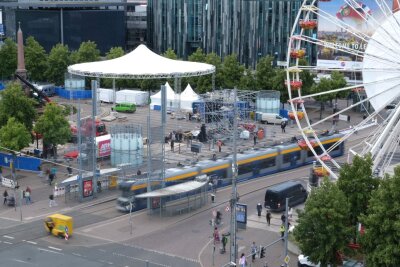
[185,48,207,90]
[360,167,400,266]
[0,117,31,152]
[46,44,70,85]
[271,69,288,108]
[204,52,223,91]
[74,41,100,63]
[0,38,17,80]
[337,155,379,239]
[102,47,126,88]
[0,82,37,131]
[298,58,315,96]
[294,178,351,267]
[34,103,71,157]
[25,36,48,82]
[162,48,178,59]
[255,56,275,90]
[330,71,348,105]
[221,54,245,88]
[311,78,333,120]
[238,68,256,90]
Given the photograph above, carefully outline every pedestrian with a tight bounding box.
[253,134,257,146]
[45,168,50,180]
[251,241,257,262]
[170,139,175,152]
[49,173,54,186]
[221,234,228,253]
[281,121,287,133]
[280,224,285,239]
[288,207,293,219]
[25,190,31,205]
[266,210,271,226]
[213,227,220,243]
[239,253,246,267]
[257,203,262,217]
[3,190,8,205]
[188,112,192,121]
[137,169,142,175]
[37,165,43,178]
[281,214,286,224]
[217,140,222,153]
[49,194,57,207]
[67,165,73,176]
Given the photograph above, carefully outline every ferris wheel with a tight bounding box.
[286,0,400,178]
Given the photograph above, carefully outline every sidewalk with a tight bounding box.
[0,167,118,229]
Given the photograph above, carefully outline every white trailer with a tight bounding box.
[99,88,115,103]
[116,90,149,106]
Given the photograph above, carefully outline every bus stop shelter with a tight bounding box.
[135,178,209,216]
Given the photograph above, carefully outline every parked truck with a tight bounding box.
[64,134,111,160]
[70,117,107,142]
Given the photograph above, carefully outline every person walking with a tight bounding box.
[170,139,175,152]
[213,227,220,243]
[257,203,262,217]
[288,207,293,219]
[281,121,287,133]
[253,134,257,146]
[25,186,32,204]
[251,241,257,262]
[280,224,285,239]
[221,234,228,253]
[137,169,142,175]
[266,210,271,226]
[281,214,286,224]
[216,140,222,153]
[3,190,8,205]
[239,253,246,267]
[37,165,43,178]
[49,194,57,207]
[49,173,54,186]
[67,164,73,176]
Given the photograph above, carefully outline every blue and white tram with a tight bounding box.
[116,133,345,211]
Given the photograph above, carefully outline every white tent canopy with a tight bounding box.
[150,82,177,109]
[68,44,215,79]
[180,84,202,111]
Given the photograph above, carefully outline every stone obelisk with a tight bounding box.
[16,22,28,94]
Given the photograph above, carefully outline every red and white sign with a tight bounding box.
[97,134,111,158]
[225,206,230,212]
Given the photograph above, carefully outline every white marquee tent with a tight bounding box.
[180,84,202,111]
[68,44,215,79]
[150,82,177,110]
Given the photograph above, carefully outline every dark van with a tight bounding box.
[264,181,307,211]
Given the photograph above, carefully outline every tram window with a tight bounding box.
[324,143,340,151]
[307,146,323,157]
[238,163,253,175]
[283,151,300,163]
[260,157,276,168]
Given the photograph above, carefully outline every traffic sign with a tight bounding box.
[284,255,290,264]
[225,206,230,212]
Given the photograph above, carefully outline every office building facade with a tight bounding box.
[0,0,147,54]
[148,0,315,67]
